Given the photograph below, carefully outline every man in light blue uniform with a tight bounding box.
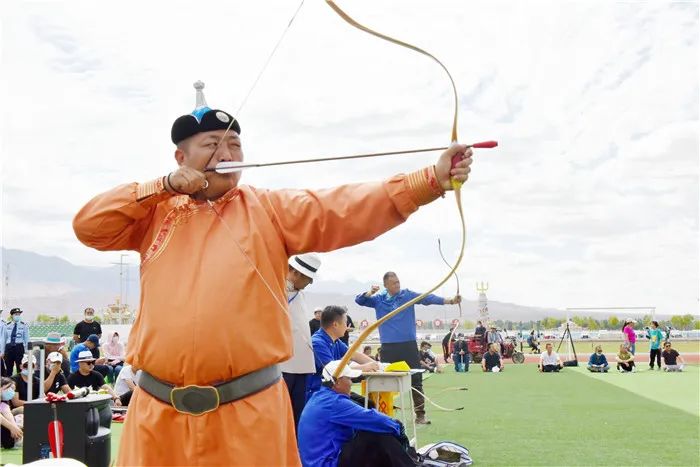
[0,309,6,376]
[355,272,460,424]
[3,308,29,376]
[298,360,415,467]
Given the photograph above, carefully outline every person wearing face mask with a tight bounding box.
[587,345,609,372]
[9,355,40,408]
[3,308,29,377]
[73,307,102,348]
[1,377,23,448]
[452,333,469,372]
[103,332,126,381]
[72,82,474,466]
[281,253,321,430]
[42,352,72,395]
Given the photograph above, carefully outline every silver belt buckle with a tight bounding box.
[170,385,220,416]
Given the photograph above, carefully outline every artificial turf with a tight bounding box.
[2,365,698,466]
[416,364,699,466]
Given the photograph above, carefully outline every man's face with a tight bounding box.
[84,308,94,321]
[384,275,401,295]
[333,376,352,395]
[546,344,552,354]
[175,130,244,200]
[314,311,322,321]
[289,269,313,291]
[45,343,60,353]
[85,341,95,350]
[330,314,348,339]
[79,361,95,374]
[664,344,672,352]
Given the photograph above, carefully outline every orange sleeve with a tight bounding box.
[72,179,172,252]
[258,166,445,255]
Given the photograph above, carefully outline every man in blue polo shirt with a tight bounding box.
[298,360,415,467]
[70,334,114,379]
[307,306,379,399]
[355,272,460,424]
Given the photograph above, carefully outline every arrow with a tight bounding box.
[207,141,497,174]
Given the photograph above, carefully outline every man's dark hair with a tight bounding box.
[382,271,397,283]
[651,320,659,327]
[321,306,347,328]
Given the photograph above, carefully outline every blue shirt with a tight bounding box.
[70,343,90,372]
[298,386,401,467]
[307,329,348,397]
[4,320,29,348]
[646,328,664,350]
[588,353,608,366]
[355,289,445,343]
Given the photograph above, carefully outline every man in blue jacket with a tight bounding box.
[355,272,460,424]
[298,360,415,467]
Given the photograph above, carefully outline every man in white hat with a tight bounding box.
[281,253,322,429]
[67,351,121,406]
[73,82,473,466]
[43,352,71,394]
[297,360,414,467]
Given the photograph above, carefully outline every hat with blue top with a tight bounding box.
[170,81,240,144]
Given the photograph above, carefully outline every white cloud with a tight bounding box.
[1,0,697,316]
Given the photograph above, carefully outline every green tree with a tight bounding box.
[462,320,475,330]
[670,315,684,330]
[609,316,620,328]
[681,314,695,330]
[36,314,58,324]
[59,315,70,324]
[693,320,700,330]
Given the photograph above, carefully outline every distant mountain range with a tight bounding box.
[1,248,672,323]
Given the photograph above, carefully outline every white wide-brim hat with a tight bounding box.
[289,253,321,279]
[322,360,362,382]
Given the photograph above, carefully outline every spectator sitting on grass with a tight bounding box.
[482,344,503,372]
[42,352,71,395]
[419,342,442,373]
[661,342,685,372]
[527,330,541,353]
[1,377,23,449]
[114,363,140,406]
[452,334,469,372]
[538,343,563,372]
[615,344,635,373]
[69,334,113,383]
[587,345,609,372]
[9,355,40,409]
[68,351,121,406]
[103,332,126,380]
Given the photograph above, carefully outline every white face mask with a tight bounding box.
[85,314,94,321]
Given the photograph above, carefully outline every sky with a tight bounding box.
[1,1,698,316]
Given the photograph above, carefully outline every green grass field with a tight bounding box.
[2,364,698,466]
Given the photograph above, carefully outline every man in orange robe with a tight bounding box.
[73,83,473,466]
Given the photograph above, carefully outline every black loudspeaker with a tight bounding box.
[563,360,579,367]
[23,394,112,466]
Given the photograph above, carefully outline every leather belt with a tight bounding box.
[139,364,281,416]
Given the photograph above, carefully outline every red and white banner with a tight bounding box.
[416,319,424,328]
[360,319,369,329]
[434,319,442,328]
